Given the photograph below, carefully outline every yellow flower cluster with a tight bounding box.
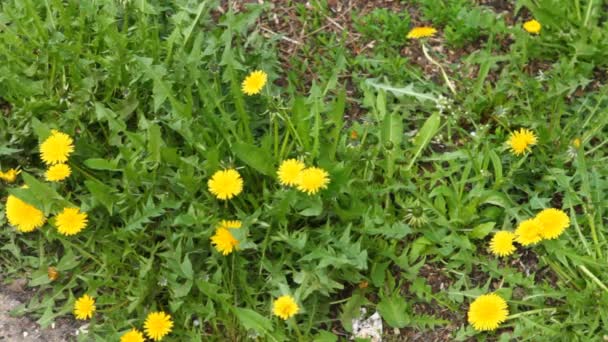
[489,208,570,258]
[40,129,74,182]
[277,159,330,195]
[73,293,174,341]
[407,17,541,43]
[4,131,88,235]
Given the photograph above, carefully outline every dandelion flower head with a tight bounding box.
[55,207,88,236]
[211,226,239,256]
[73,294,95,320]
[121,328,145,342]
[535,208,570,239]
[208,169,243,200]
[242,70,268,95]
[468,293,509,331]
[6,194,46,232]
[490,231,516,257]
[523,19,541,34]
[296,167,330,195]
[272,295,300,320]
[514,218,543,246]
[507,128,537,156]
[40,130,74,165]
[45,163,71,182]
[144,311,173,341]
[277,159,305,186]
[407,26,437,39]
[0,168,21,183]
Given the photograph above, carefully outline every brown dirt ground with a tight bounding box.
[0,276,80,342]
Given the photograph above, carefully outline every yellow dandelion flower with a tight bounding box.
[208,169,243,200]
[40,130,74,165]
[407,26,437,39]
[272,295,300,320]
[535,208,570,239]
[5,194,46,233]
[490,231,516,257]
[514,218,543,246]
[218,220,242,229]
[507,128,537,156]
[121,328,145,342]
[45,163,71,182]
[144,311,173,341]
[296,167,330,195]
[523,19,541,34]
[242,70,268,95]
[73,294,95,320]
[277,159,305,186]
[468,293,509,331]
[0,168,21,183]
[572,138,581,148]
[55,207,88,236]
[211,227,239,255]
[47,266,59,281]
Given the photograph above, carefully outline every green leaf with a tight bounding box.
[377,294,409,328]
[29,269,51,287]
[11,172,68,212]
[470,222,496,239]
[233,307,274,335]
[0,146,22,155]
[181,255,193,280]
[84,158,120,171]
[57,248,80,271]
[299,197,323,217]
[314,331,338,342]
[147,123,163,164]
[408,113,441,169]
[340,294,366,332]
[85,180,117,214]
[381,110,404,178]
[366,79,438,103]
[232,141,274,176]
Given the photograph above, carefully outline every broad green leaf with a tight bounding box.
[314,331,338,342]
[57,248,80,271]
[29,269,52,286]
[408,113,441,169]
[377,294,409,328]
[181,255,193,280]
[381,111,404,178]
[470,222,496,239]
[233,307,274,335]
[232,141,274,176]
[84,158,120,171]
[85,180,117,214]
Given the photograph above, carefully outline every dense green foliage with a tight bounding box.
[1,0,608,340]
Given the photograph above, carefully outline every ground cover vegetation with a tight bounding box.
[1,0,608,340]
